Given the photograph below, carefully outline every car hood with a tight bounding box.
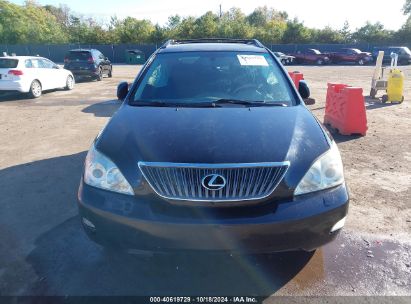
[96,104,330,193]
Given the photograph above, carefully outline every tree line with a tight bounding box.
[0,0,410,45]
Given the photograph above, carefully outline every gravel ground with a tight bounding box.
[0,65,410,298]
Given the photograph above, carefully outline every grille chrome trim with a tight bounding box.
[138,161,290,202]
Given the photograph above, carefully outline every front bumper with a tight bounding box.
[78,181,349,253]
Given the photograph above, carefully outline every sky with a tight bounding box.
[9,0,409,30]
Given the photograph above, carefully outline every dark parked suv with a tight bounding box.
[372,46,411,65]
[78,39,349,254]
[64,49,112,81]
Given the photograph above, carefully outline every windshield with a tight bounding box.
[131,51,295,106]
[0,59,18,68]
[402,47,411,55]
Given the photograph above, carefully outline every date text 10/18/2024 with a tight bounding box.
[149,297,259,303]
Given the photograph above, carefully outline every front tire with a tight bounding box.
[108,67,113,78]
[316,59,324,65]
[29,80,42,98]
[65,75,74,90]
[358,59,365,66]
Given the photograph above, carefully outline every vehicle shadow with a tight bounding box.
[27,216,316,296]
[0,153,320,297]
[323,125,364,143]
[82,99,122,117]
[75,78,97,83]
[0,91,29,102]
[0,89,70,102]
[330,132,364,143]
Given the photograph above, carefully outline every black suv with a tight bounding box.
[64,49,112,81]
[372,46,411,65]
[78,39,349,254]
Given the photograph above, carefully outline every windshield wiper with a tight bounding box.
[130,101,221,108]
[131,101,170,107]
[212,99,288,107]
[129,99,287,108]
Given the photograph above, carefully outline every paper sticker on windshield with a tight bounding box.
[237,55,269,66]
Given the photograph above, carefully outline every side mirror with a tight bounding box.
[53,65,61,69]
[298,80,310,99]
[117,81,129,101]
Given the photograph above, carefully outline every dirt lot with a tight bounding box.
[0,65,410,299]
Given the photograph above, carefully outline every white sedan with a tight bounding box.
[0,56,74,98]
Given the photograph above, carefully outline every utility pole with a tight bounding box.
[219,4,222,18]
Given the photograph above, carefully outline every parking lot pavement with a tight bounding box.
[0,65,410,297]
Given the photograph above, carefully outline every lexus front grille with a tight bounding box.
[138,162,289,202]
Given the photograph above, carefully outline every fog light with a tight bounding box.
[330,217,346,233]
[82,217,96,231]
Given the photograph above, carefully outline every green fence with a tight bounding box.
[2,43,411,63]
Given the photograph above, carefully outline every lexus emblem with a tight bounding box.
[201,174,226,191]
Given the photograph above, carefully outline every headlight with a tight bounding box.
[294,141,344,196]
[84,144,134,195]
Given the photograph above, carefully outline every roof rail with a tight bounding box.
[160,39,175,49]
[161,38,265,48]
